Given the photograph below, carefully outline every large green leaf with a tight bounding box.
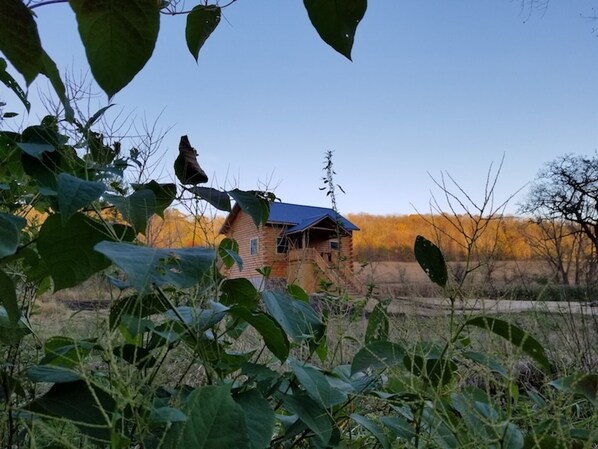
[109,293,170,329]
[220,278,259,309]
[68,0,160,97]
[37,213,118,290]
[0,213,26,259]
[303,0,367,60]
[26,365,82,383]
[139,180,177,218]
[465,316,550,370]
[380,415,416,442]
[452,390,524,449]
[190,186,231,211]
[0,0,43,84]
[234,389,275,449]
[105,189,156,234]
[262,290,324,343]
[185,5,221,61]
[351,341,405,375]
[163,385,250,449]
[0,58,30,110]
[25,380,115,442]
[282,393,334,446]
[550,374,598,407]
[57,173,105,222]
[94,242,215,293]
[16,142,55,160]
[40,336,97,367]
[350,414,390,449]
[289,359,347,408]
[219,237,242,270]
[414,235,448,287]
[0,269,19,324]
[228,189,270,228]
[229,306,289,362]
[0,306,31,345]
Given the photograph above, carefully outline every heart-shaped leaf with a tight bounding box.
[303,0,367,60]
[185,5,221,61]
[69,0,160,97]
[0,0,43,84]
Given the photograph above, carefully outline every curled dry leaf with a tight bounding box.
[174,135,208,185]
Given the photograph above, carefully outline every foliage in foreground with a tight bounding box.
[0,115,597,448]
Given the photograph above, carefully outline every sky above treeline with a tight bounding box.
[9,0,598,215]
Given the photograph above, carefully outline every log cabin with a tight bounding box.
[219,202,365,295]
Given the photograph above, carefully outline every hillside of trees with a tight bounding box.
[145,210,592,282]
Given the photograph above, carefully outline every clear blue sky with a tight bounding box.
[10,0,598,215]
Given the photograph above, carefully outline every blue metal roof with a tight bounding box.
[268,202,359,232]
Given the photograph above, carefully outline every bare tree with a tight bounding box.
[521,153,598,262]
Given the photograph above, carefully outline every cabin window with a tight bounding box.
[330,239,340,251]
[276,237,288,254]
[250,238,258,256]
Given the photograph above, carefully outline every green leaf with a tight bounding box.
[0,213,26,259]
[303,0,367,60]
[0,306,31,345]
[414,235,448,287]
[0,0,43,84]
[289,359,347,408]
[185,5,221,61]
[40,50,74,122]
[68,0,160,97]
[140,180,177,218]
[219,237,242,270]
[452,390,524,449]
[262,290,325,343]
[465,316,550,371]
[57,173,105,222]
[26,365,82,383]
[462,351,508,377]
[189,186,231,211]
[365,302,388,344]
[40,336,96,367]
[287,284,309,302]
[420,406,460,449]
[234,389,275,449]
[150,407,187,424]
[350,414,390,449]
[220,278,259,309]
[0,57,30,110]
[37,213,118,290]
[109,293,170,329]
[113,344,157,369]
[0,269,19,324]
[229,306,289,362]
[351,341,405,375]
[550,374,598,407]
[282,393,334,446]
[25,380,115,442]
[228,189,270,228]
[83,104,114,130]
[16,142,55,159]
[94,242,215,293]
[163,385,250,449]
[380,415,416,442]
[105,189,156,234]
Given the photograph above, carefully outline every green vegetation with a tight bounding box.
[1,2,597,448]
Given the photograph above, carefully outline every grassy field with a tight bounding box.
[356,260,597,301]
